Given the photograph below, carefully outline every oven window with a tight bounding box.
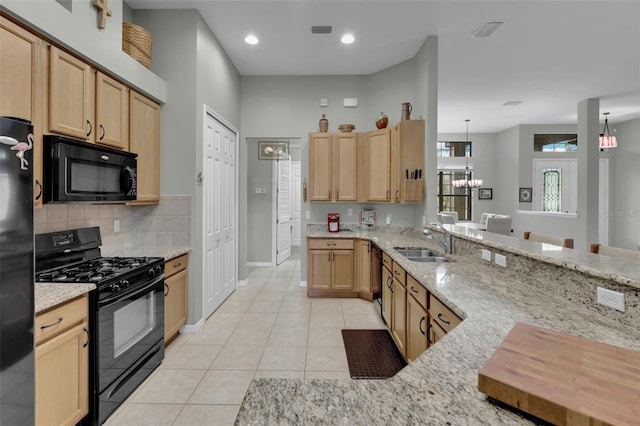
[69,160,121,193]
[113,291,156,358]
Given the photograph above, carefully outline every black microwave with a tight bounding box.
[43,135,137,203]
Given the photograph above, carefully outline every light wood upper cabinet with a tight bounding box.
[49,47,130,150]
[48,45,94,140]
[391,119,425,203]
[129,90,161,204]
[364,129,391,202]
[308,132,357,202]
[95,71,129,149]
[35,295,89,426]
[0,16,46,207]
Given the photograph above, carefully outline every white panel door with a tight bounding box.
[203,109,237,320]
[291,161,302,246]
[276,157,291,264]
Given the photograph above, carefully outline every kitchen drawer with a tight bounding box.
[407,275,427,309]
[165,254,188,278]
[392,261,406,286]
[35,295,88,346]
[429,294,461,333]
[308,239,353,250]
[382,252,392,271]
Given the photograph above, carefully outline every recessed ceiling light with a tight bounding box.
[341,33,355,44]
[244,34,259,45]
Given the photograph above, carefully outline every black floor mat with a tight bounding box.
[341,329,407,379]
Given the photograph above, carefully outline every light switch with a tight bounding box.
[255,187,262,194]
[305,211,311,219]
[113,219,120,233]
[320,98,328,107]
[347,208,353,216]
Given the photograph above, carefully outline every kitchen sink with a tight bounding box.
[394,247,450,262]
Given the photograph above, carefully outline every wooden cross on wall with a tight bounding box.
[93,0,112,29]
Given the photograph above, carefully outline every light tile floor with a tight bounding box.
[105,249,386,426]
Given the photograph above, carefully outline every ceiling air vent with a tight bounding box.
[471,21,504,38]
[311,26,332,34]
[503,101,523,106]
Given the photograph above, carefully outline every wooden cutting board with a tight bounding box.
[478,322,640,426]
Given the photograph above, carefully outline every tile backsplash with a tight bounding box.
[35,195,192,251]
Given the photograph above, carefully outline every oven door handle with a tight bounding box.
[98,274,164,307]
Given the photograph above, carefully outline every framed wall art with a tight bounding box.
[519,187,532,202]
[478,188,493,200]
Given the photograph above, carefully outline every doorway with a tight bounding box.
[202,106,237,320]
[273,156,291,264]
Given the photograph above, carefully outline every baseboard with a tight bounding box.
[299,280,307,287]
[247,262,274,267]
[180,318,204,334]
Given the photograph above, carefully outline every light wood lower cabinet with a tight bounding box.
[35,295,89,426]
[355,240,372,300]
[165,254,188,345]
[406,275,428,361]
[307,238,356,297]
[381,263,393,327]
[391,261,407,358]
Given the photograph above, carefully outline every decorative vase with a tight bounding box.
[376,112,388,129]
[319,114,329,132]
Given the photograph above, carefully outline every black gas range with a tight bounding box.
[36,227,165,425]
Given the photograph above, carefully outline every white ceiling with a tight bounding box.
[125,0,640,133]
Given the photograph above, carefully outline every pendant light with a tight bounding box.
[452,119,483,188]
[599,112,618,149]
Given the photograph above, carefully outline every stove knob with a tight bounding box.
[155,265,163,275]
[110,283,121,292]
[121,279,130,288]
[148,268,156,278]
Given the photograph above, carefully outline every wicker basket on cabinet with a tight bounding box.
[122,22,152,69]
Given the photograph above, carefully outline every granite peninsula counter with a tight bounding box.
[235,225,640,425]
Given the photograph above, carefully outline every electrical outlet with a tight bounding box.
[113,219,120,233]
[305,211,311,220]
[494,254,507,268]
[347,208,353,216]
[597,287,625,312]
[481,249,492,261]
[255,187,262,194]
[386,214,392,225]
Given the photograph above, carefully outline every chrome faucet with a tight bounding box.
[423,226,453,255]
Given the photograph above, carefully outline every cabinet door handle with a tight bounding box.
[367,243,370,253]
[99,124,105,141]
[437,313,450,325]
[83,327,90,348]
[40,317,63,330]
[427,323,433,344]
[394,270,401,276]
[410,286,419,294]
[35,180,42,200]
[386,190,390,200]
[164,283,169,296]
[86,120,92,137]
[419,317,426,335]
[173,262,182,268]
[386,276,392,289]
[336,190,339,200]
[329,190,332,200]
[326,243,336,247]
[395,190,399,201]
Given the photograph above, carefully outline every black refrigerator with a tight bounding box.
[0,116,35,426]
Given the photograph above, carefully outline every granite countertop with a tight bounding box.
[35,283,96,314]
[235,225,640,425]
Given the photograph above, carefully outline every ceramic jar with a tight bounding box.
[319,114,329,132]
[376,112,388,129]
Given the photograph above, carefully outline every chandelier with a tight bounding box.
[599,112,618,149]
[452,119,483,189]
